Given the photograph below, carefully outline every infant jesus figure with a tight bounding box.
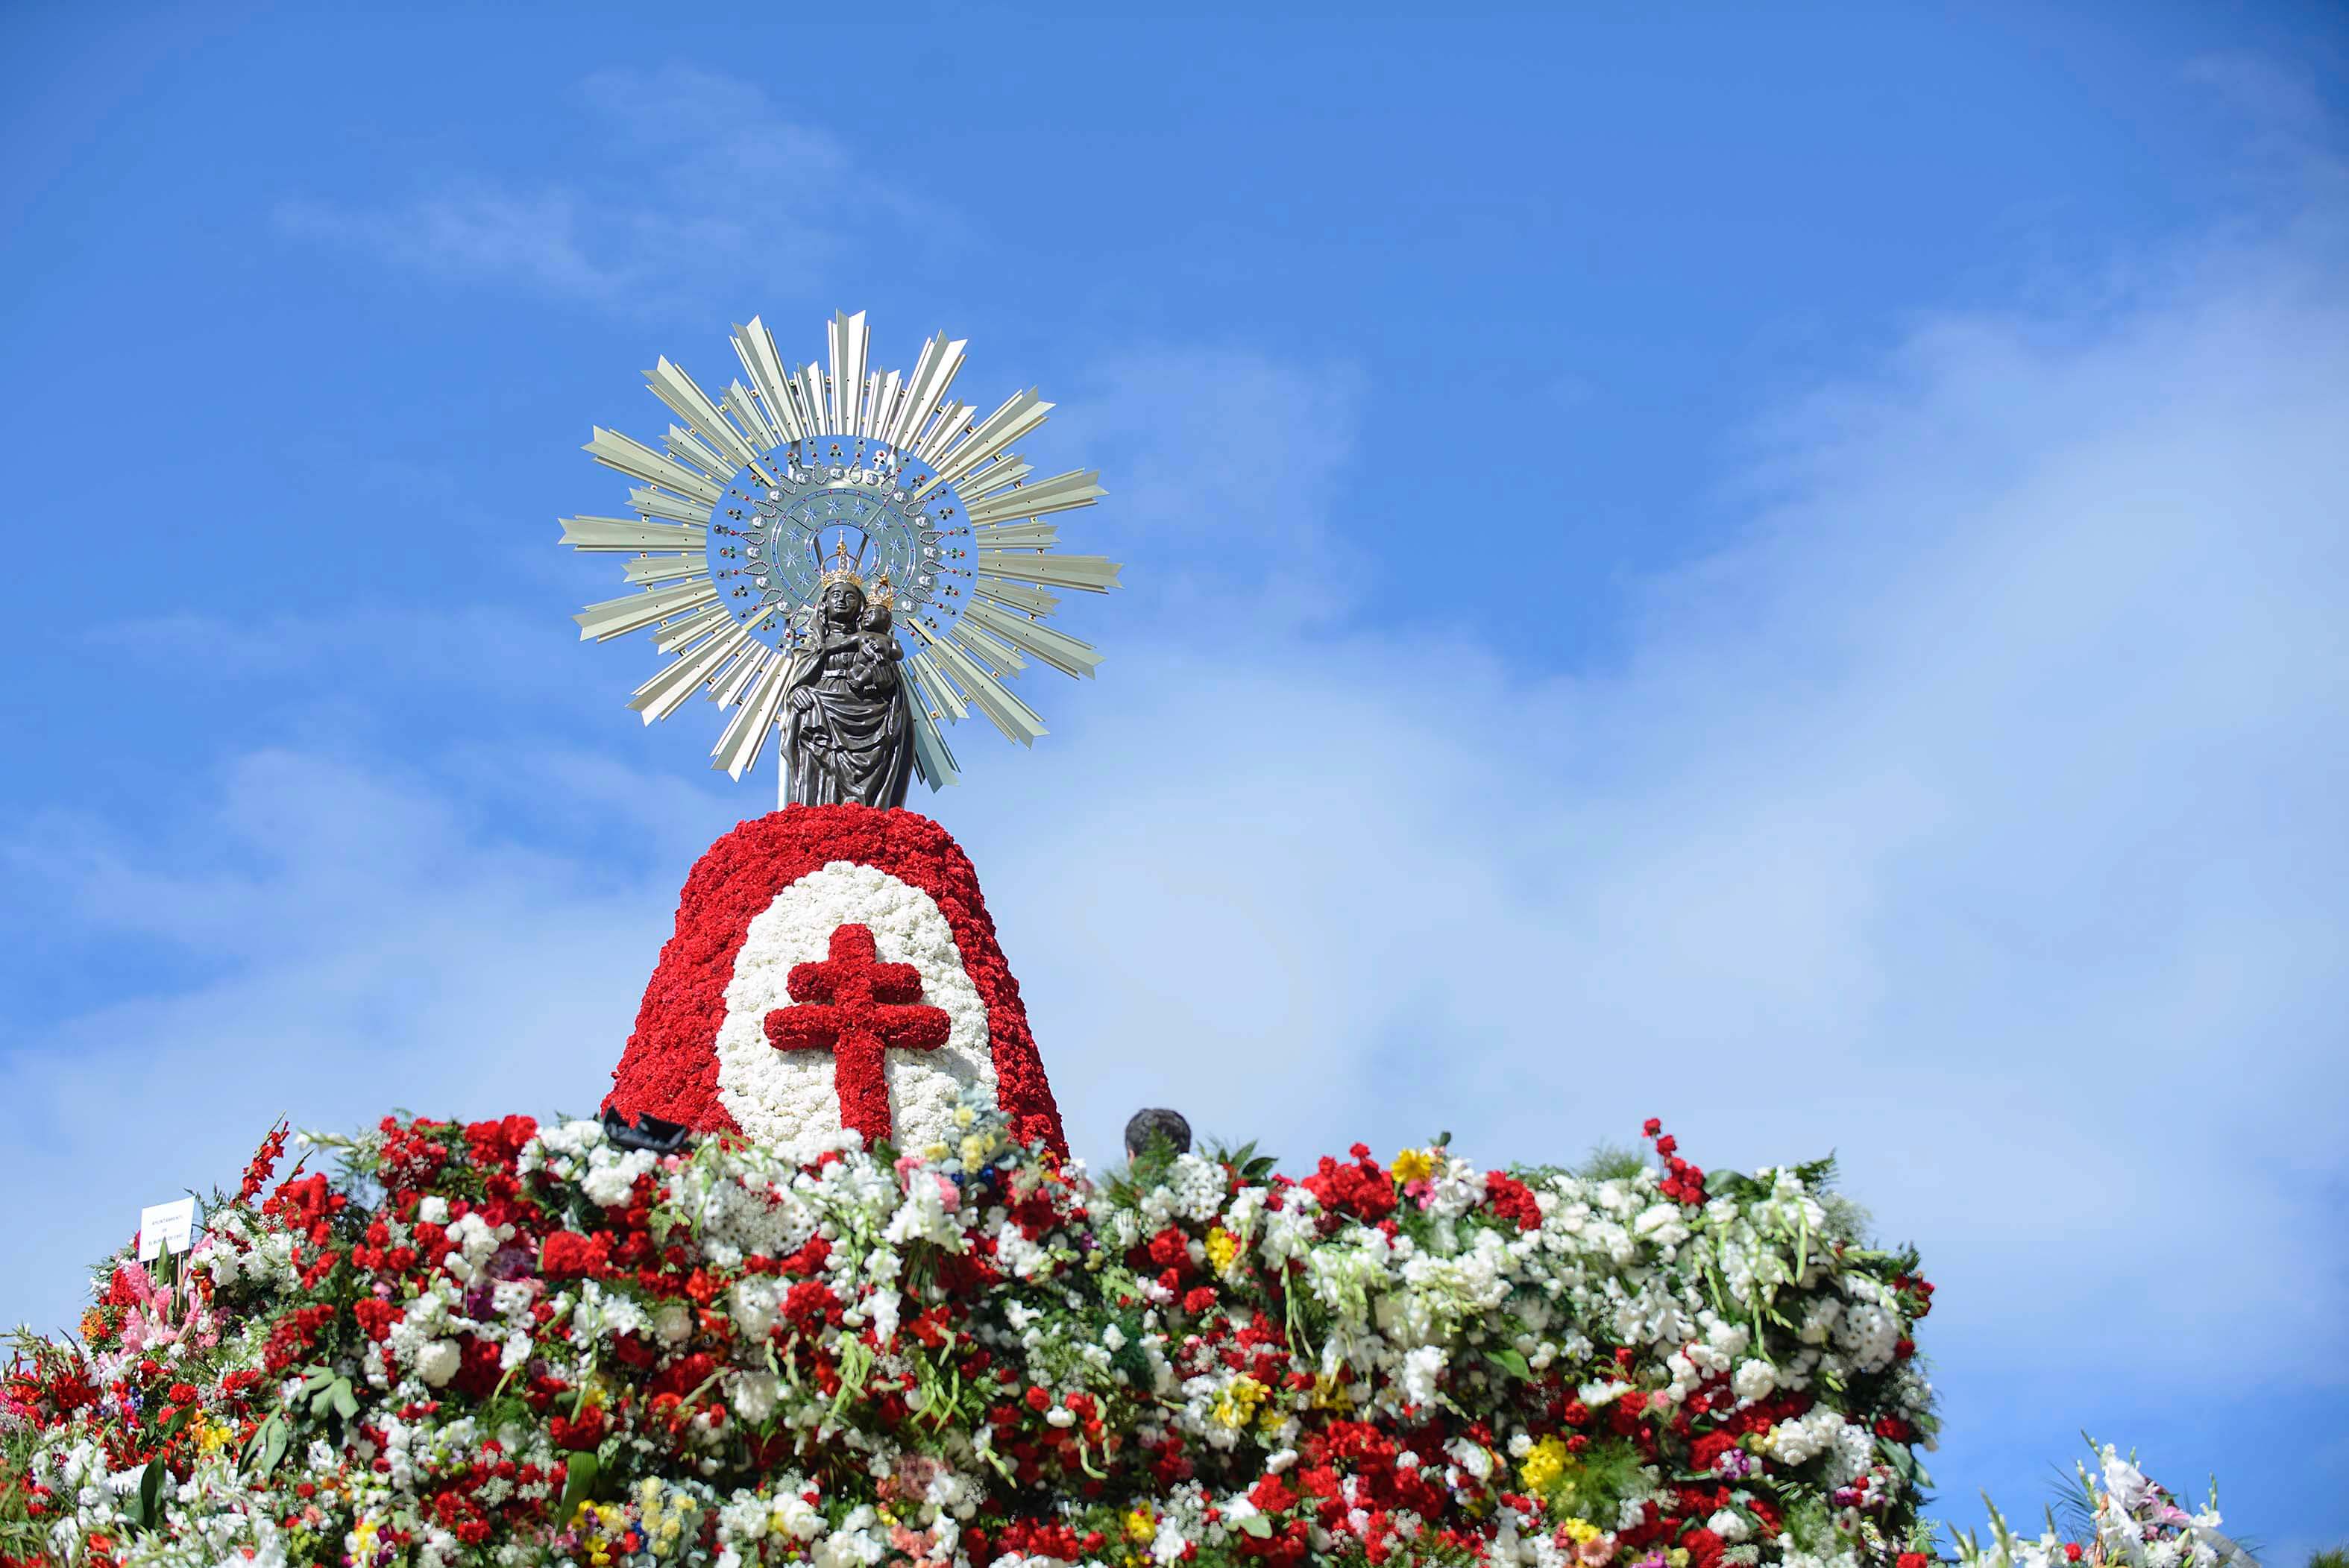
[846,589,905,698]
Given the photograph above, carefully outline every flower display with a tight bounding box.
[0,1111,1944,1568]
[1946,1443,2253,1568]
[605,807,1065,1161]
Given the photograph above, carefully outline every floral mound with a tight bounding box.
[606,806,1066,1162]
[2,1112,1942,1568]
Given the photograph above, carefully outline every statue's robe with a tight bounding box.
[780,632,915,809]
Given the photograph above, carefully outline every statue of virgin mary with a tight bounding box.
[779,573,916,810]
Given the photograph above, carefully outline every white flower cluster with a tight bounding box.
[711,861,998,1159]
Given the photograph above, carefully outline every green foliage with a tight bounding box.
[1574,1143,1647,1182]
[1544,1441,1648,1523]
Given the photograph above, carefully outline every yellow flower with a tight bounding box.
[194,1418,237,1457]
[1561,1517,1603,1546]
[1204,1227,1239,1276]
[1669,1551,1691,1568]
[954,1105,977,1128]
[1392,1147,1437,1184]
[960,1133,996,1168]
[1125,1505,1157,1543]
[1520,1435,1570,1495]
[1309,1373,1354,1411]
[1213,1374,1269,1428]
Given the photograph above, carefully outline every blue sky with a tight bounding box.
[4,0,2346,1555]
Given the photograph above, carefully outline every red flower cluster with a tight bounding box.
[1646,1116,1708,1206]
[1303,1144,1399,1223]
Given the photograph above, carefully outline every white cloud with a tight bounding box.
[273,67,905,309]
[277,185,638,302]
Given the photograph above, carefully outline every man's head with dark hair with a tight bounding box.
[1124,1107,1192,1160]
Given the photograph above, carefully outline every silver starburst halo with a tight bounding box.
[559,311,1120,793]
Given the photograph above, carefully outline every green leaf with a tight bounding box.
[330,1378,359,1421]
[258,1416,289,1476]
[1236,1514,1274,1539]
[134,1455,166,1531]
[1484,1348,1533,1382]
[559,1449,599,1519]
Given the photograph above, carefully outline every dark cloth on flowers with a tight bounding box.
[1125,1106,1192,1159]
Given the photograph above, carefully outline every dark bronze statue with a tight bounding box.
[780,578,916,809]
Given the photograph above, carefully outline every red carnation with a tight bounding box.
[540,1231,610,1281]
[550,1408,607,1450]
[350,1298,402,1343]
[1482,1171,1541,1232]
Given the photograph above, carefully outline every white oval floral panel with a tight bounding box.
[714,861,996,1160]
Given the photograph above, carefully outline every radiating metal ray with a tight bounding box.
[912,401,971,462]
[723,380,779,449]
[714,645,773,710]
[908,623,1048,745]
[629,486,708,525]
[974,552,1123,591]
[905,649,969,720]
[647,359,761,471]
[799,362,828,438]
[962,600,1103,678]
[712,659,790,777]
[959,456,1031,500]
[969,521,1058,550]
[732,319,802,442]
[907,699,961,788]
[885,334,942,447]
[893,336,966,450]
[632,622,755,722]
[622,554,709,585]
[665,424,729,479]
[828,311,868,438]
[966,468,1106,523]
[585,428,723,506]
[952,618,1029,674]
[559,515,707,552]
[575,579,717,641]
[650,602,730,654]
[916,391,1052,497]
[972,578,1062,616]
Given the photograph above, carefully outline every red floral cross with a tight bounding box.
[764,923,952,1145]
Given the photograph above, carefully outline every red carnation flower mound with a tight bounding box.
[603,804,1066,1156]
